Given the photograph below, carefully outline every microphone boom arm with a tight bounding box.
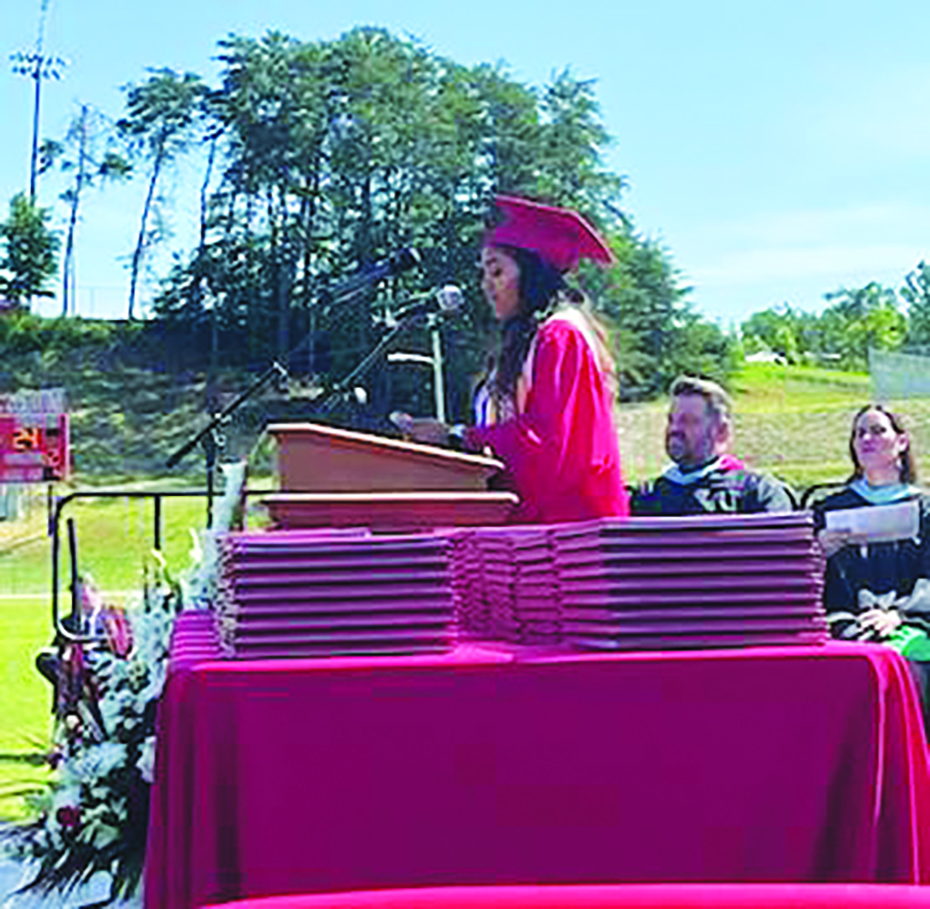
[166,361,288,468]
[317,312,420,413]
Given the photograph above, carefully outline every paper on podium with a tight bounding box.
[824,499,920,543]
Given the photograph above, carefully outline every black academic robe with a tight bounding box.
[631,467,794,516]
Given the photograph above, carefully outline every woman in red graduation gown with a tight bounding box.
[408,196,629,524]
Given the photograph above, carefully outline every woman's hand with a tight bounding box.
[390,412,450,445]
[857,608,902,639]
[409,419,452,445]
[817,529,867,559]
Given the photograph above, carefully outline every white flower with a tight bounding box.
[99,691,126,732]
[75,802,128,847]
[8,490,234,903]
[137,735,156,784]
[70,742,127,783]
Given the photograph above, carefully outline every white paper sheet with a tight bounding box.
[824,499,920,543]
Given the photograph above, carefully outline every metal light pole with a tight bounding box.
[428,314,447,423]
[11,0,65,201]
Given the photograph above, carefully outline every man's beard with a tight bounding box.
[666,433,690,464]
[666,433,712,467]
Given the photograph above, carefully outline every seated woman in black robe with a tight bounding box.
[812,405,930,724]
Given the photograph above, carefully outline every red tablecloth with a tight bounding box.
[145,613,930,909]
[200,883,930,909]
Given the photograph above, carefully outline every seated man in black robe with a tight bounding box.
[631,375,794,515]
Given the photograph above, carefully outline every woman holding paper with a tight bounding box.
[813,405,930,675]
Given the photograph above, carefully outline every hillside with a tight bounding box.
[1,319,925,492]
[0,316,437,483]
[1,354,290,483]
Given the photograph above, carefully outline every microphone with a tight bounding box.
[334,248,422,298]
[395,285,464,320]
[434,285,464,315]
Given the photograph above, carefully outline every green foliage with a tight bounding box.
[0,26,736,407]
[741,282,907,371]
[822,283,906,368]
[118,68,207,319]
[0,193,60,304]
[0,316,214,478]
[117,69,205,160]
[741,305,804,363]
[535,70,624,208]
[0,311,139,361]
[583,228,736,399]
[47,105,131,316]
[902,261,930,348]
[6,26,735,413]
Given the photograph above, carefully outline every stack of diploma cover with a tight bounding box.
[552,513,828,650]
[469,528,520,642]
[455,527,563,643]
[216,530,458,657]
[447,528,503,640]
[510,528,562,642]
[448,529,488,639]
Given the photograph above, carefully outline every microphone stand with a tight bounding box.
[165,258,425,525]
[166,361,288,527]
[316,311,426,414]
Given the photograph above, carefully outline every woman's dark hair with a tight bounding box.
[490,245,565,399]
[848,404,917,484]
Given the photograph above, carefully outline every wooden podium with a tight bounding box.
[263,422,517,530]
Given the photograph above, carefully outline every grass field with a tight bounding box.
[0,596,53,820]
[1,361,930,819]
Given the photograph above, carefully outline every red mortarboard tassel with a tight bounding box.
[487,195,617,273]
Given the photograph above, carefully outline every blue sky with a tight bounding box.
[3,0,930,324]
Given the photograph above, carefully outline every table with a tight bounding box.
[200,883,930,909]
[145,613,930,909]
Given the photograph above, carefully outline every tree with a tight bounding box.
[117,69,205,319]
[583,222,733,398]
[149,28,732,405]
[902,261,930,348]
[739,284,907,372]
[821,283,904,369]
[741,305,802,362]
[43,104,131,315]
[0,192,60,304]
[536,70,623,213]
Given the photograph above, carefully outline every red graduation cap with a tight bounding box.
[486,195,616,273]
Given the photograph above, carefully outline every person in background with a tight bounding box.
[401,195,629,524]
[631,375,794,515]
[812,404,930,725]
